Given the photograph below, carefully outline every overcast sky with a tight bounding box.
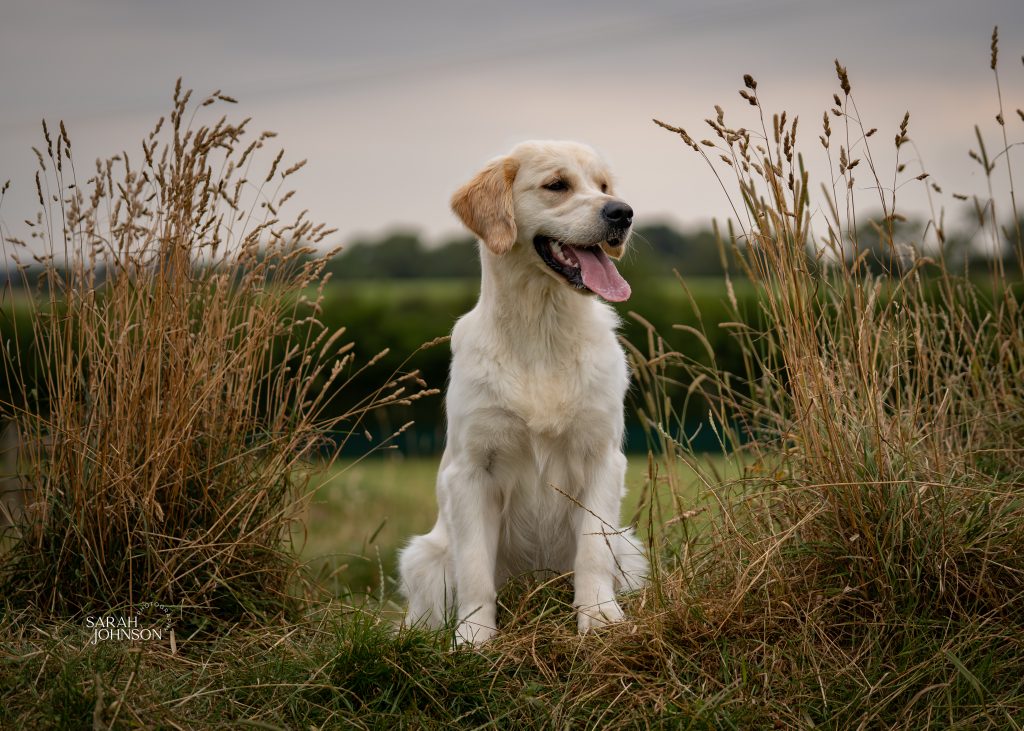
[2,0,1023,250]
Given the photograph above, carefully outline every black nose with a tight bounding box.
[601,200,633,227]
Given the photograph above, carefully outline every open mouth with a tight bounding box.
[533,235,631,302]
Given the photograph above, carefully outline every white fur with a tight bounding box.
[398,141,648,645]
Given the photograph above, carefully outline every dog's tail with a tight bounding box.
[398,526,453,629]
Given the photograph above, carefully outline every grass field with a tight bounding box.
[298,453,727,596]
[3,41,1024,729]
[325,275,750,300]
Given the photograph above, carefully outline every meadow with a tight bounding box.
[298,454,726,597]
[2,37,1024,729]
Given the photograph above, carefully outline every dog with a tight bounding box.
[398,140,648,645]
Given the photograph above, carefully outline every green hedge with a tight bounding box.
[313,276,754,454]
[8,274,1011,455]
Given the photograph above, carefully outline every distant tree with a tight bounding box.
[846,216,924,275]
[325,223,731,281]
[332,231,425,279]
[327,232,480,280]
[421,237,479,278]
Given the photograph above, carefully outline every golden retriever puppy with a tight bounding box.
[399,141,647,645]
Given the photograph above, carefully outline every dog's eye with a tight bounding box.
[543,180,568,192]
[600,182,609,193]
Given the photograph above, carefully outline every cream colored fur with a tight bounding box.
[398,141,648,645]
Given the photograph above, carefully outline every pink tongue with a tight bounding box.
[571,247,631,302]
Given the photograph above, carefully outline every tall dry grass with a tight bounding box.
[610,28,1024,726]
[0,82,433,620]
[2,39,1023,729]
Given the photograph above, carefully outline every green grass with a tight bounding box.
[4,41,1024,731]
[297,454,726,596]
[5,478,1021,730]
[2,452,750,730]
[326,275,747,299]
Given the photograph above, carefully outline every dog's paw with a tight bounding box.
[576,599,624,634]
[454,619,497,647]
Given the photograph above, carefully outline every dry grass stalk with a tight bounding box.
[0,82,433,620]
[611,31,1024,726]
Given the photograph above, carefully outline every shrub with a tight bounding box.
[0,83,432,620]
[623,31,1024,726]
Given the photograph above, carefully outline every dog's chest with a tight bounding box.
[505,367,582,434]
[450,301,627,438]
[500,342,622,436]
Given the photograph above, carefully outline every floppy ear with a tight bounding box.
[451,157,519,255]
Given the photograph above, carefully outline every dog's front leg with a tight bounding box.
[573,450,627,634]
[445,459,501,646]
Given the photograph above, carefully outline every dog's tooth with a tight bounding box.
[551,240,570,266]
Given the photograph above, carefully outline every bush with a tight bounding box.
[0,83,431,620]
[623,36,1024,726]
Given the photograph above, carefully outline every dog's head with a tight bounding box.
[451,141,633,302]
